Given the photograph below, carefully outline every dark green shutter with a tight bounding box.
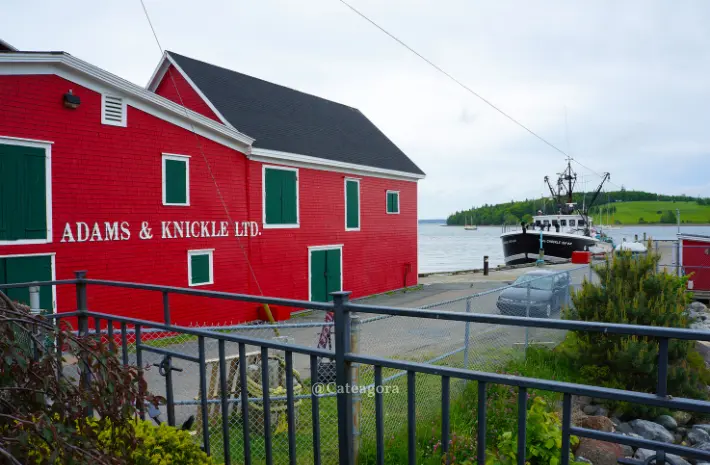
[281,170,297,224]
[346,180,359,229]
[265,168,283,224]
[310,250,327,302]
[265,168,298,225]
[23,152,47,239]
[165,159,187,204]
[190,253,211,285]
[325,249,342,300]
[1,255,53,312]
[387,192,399,213]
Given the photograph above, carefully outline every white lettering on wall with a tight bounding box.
[60,219,261,243]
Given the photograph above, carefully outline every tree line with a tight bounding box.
[447,189,710,226]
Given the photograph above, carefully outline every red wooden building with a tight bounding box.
[680,234,710,301]
[0,42,424,325]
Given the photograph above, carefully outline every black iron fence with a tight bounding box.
[2,271,710,465]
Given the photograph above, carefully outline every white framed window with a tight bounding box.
[344,178,360,231]
[162,154,190,206]
[0,135,53,245]
[101,94,127,127]
[262,165,299,228]
[188,249,214,286]
[386,190,400,214]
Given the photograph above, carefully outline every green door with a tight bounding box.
[310,248,342,302]
[0,255,53,312]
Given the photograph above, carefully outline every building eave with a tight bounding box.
[679,234,710,243]
[0,52,255,152]
[250,147,425,182]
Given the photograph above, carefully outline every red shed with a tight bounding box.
[0,47,424,325]
[680,234,710,301]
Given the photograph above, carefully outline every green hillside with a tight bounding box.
[447,190,710,226]
[600,201,710,225]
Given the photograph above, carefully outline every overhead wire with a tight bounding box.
[138,0,266,296]
[336,0,623,190]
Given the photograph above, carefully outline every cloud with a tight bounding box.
[2,0,709,219]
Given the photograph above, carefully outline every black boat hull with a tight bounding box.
[501,231,600,265]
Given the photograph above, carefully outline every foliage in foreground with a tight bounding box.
[562,250,710,416]
[0,291,180,464]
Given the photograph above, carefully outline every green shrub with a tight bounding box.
[127,420,212,465]
[488,396,583,465]
[562,251,709,416]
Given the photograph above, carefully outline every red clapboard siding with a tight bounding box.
[0,73,418,327]
[683,239,710,292]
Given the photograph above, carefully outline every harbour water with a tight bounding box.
[418,221,710,274]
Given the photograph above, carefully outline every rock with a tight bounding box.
[583,404,599,415]
[610,416,622,427]
[674,433,684,443]
[694,424,710,434]
[574,457,593,465]
[619,443,634,457]
[575,438,624,465]
[575,395,593,406]
[630,419,675,443]
[676,426,688,436]
[688,426,710,445]
[696,441,710,452]
[634,449,690,465]
[596,406,610,417]
[616,422,634,435]
[580,415,615,432]
[656,414,678,430]
[690,301,709,312]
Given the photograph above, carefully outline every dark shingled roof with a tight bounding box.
[167,52,424,176]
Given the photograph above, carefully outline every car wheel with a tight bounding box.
[545,304,551,318]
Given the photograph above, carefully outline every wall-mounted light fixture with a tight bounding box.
[63,89,81,109]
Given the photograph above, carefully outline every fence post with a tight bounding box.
[29,286,40,315]
[333,291,354,465]
[463,298,472,370]
[675,240,681,277]
[75,270,91,416]
[350,314,361,465]
[524,282,531,359]
[588,261,593,282]
[565,272,572,309]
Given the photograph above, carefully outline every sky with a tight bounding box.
[3,0,710,219]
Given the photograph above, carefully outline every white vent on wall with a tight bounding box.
[101,94,126,127]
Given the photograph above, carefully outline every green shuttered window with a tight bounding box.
[163,155,190,206]
[345,179,360,230]
[264,166,298,226]
[188,250,213,286]
[0,255,53,311]
[386,191,400,214]
[0,143,48,242]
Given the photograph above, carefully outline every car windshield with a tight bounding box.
[513,274,553,290]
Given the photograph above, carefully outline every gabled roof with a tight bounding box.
[679,234,710,243]
[150,52,424,177]
[0,39,17,52]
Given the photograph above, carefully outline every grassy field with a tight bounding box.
[604,201,710,225]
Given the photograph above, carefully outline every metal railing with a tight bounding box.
[2,270,710,465]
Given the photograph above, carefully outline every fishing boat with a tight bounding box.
[500,158,614,265]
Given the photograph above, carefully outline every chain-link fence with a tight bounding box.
[98,264,595,464]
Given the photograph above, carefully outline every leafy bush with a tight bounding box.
[660,210,677,224]
[488,396,583,465]
[0,291,161,464]
[562,251,709,415]
[128,420,212,465]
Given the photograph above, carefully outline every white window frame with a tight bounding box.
[0,135,53,246]
[386,190,400,215]
[0,252,57,313]
[101,94,127,127]
[344,178,361,231]
[162,154,191,206]
[307,244,344,302]
[262,164,300,229]
[187,249,214,287]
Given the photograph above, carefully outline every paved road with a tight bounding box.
[128,263,590,426]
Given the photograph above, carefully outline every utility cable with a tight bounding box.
[139,0,266,297]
